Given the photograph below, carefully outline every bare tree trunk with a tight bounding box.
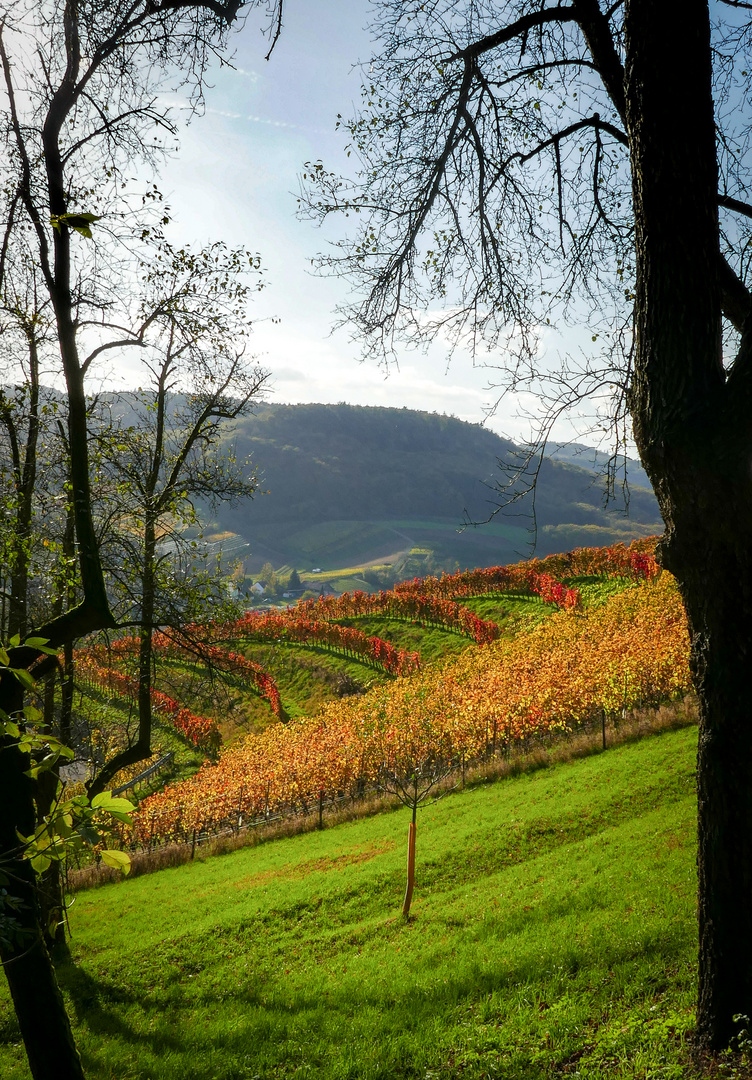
[37,516,76,956]
[402,789,418,920]
[0,678,85,1080]
[689,562,752,1049]
[6,331,40,640]
[626,0,752,1050]
[402,820,416,920]
[137,516,157,758]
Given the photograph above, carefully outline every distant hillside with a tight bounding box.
[211,403,661,572]
[546,441,652,490]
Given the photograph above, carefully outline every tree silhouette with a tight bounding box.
[0,1,280,1076]
[303,0,752,1051]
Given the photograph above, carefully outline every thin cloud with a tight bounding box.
[245,114,331,137]
[232,66,260,82]
[208,108,243,120]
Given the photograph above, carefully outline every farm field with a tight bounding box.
[242,517,659,580]
[0,724,699,1080]
[222,403,662,574]
[80,588,548,757]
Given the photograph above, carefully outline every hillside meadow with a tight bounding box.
[209,402,662,571]
[0,724,707,1080]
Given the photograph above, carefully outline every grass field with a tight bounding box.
[241,516,660,577]
[245,519,533,575]
[0,724,703,1079]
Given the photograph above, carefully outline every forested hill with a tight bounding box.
[213,403,661,571]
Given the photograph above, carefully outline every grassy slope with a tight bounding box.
[76,688,207,788]
[0,725,698,1079]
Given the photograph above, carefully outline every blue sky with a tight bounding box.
[129,0,587,445]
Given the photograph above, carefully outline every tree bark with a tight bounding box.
[87,518,155,799]
[35,665,70,957]
[0,678,85,1080]
[136,517,156,759]
[402,820,416,920]
[625,0,752,1050]
[5,330,40,640]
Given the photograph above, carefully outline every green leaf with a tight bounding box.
[25,749,69,778]
[77,824,101,846]
[100,849,131,874]
[30,853,51,874]
[53,815,75,840]
[92,792,135,814]
[13,669,35,691]
[49,212,103,238]
[23,637,57,656]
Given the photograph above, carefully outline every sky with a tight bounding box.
[123,0,595,446]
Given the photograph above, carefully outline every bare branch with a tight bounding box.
[264,0,284,60]
[0,25,54,293]
[447,6,578,63]
[719,192,752,220]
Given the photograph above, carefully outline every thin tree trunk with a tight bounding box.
[402,789,418,920]
[137,518,156,757]
[402,820,416,920]
[6,332,40,640]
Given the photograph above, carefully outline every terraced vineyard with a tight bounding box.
[72,538,695,858]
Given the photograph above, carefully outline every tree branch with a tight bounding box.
[719,193,752,220]
[264,0,284,60]
[574,0,627,123]
[81,337,147,376]
[719,255,752,332]
[498,113,627,176]
[447,6,578,63]
[0,27,54,293]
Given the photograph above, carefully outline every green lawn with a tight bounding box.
[1,725,702,1079]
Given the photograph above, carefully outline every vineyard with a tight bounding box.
[217,612,423,671]
[66,538,689,853]
[75,538,693,851]
[77,538,659,754]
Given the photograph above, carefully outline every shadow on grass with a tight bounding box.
[54,882,693,1080]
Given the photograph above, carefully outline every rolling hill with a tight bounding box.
[212,403,661,572]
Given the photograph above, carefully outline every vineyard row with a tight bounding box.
[127,572,688,848]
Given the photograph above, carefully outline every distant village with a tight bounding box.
[242,567,339,606]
